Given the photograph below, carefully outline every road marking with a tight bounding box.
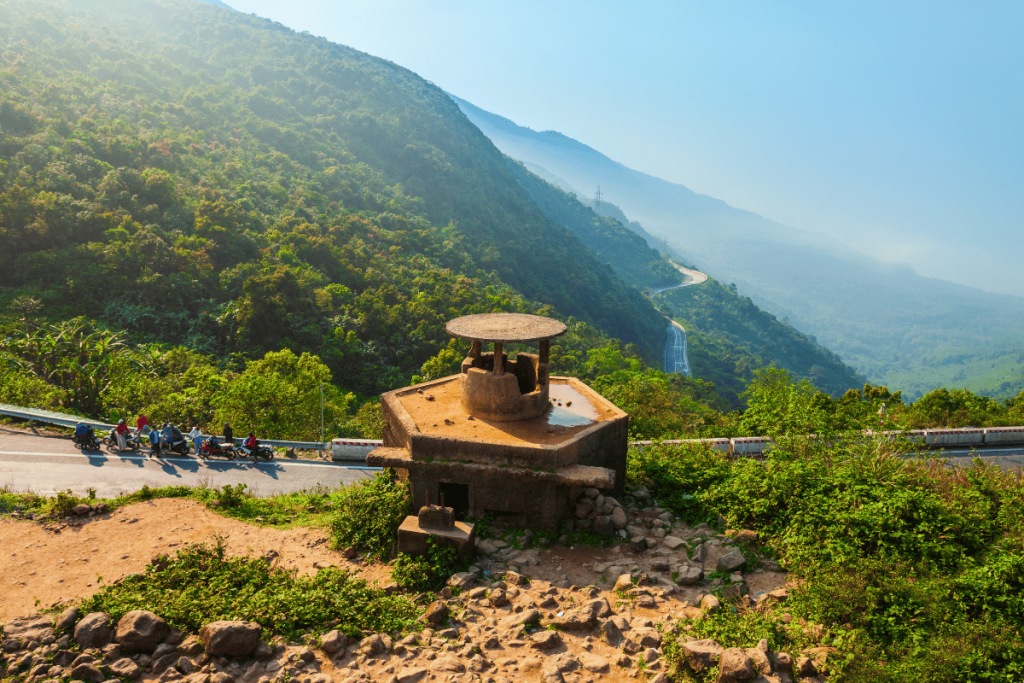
[0,450,377,470]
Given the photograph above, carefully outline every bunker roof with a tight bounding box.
[446,313,567,343]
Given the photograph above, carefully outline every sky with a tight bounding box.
[223,0,1023,297]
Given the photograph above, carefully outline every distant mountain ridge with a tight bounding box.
[450,93,1024,400]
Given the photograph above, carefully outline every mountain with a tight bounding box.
[451,94,1024,400]
[0,0,668,396]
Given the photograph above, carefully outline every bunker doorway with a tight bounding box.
[438,482,470,520]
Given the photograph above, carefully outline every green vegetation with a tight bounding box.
[328,471,410,561]
[80,537,419,640]
[0,0,668,400]
[634,440,1024,682]
[391,539,464,592]
[657,277,865,406]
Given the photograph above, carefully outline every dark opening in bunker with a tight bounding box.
[438,482,470,520]
[484,509,527,530]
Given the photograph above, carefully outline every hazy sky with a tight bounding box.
[224,0,1023,296]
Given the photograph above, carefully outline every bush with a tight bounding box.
[328,471,410,561]
[391,539,464,592]
[80,537,420,639]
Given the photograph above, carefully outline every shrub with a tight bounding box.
[80,537,419,639]
[328,471,410,561]
[391,539,464,592]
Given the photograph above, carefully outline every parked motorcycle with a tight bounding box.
[239,444,274,462]
[163,436,190,456]
[199,438,236,460]
[72,429,101,450]
[103,428,141,451]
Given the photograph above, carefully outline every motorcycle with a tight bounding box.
[72,430,101,450]
[164,435,190,456]
[103,428,141,451]
[239,443,274,462]
[199,439,236,460]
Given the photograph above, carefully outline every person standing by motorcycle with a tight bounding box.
[136,413,150,435]
[149,427,161,454]
[115,419,129,451]
[223,423,234,447]
[188,425,204,454]
[243,432,259,462]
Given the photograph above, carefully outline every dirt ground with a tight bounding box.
[0,498,391,622]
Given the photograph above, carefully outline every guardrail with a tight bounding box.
[4,403,1024,462]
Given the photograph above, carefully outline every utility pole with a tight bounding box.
[320,382,325,446]
[594,186,602,209]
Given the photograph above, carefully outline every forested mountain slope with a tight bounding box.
[0,0,667,395]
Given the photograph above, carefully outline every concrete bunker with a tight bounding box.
[367,313,629,556]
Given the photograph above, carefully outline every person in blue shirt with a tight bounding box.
[149,427,161,454]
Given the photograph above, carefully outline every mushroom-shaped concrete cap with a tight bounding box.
[446,313,567,343]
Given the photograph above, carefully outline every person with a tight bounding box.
[136,413,150,434]
[149,427,161,454]
[74,422,93,447]
[244,431,259,461]
[170,424,183,442]
[223,423,234,447]
[160,422,173,445]
[188,425,203,454]
[115,419,129,451]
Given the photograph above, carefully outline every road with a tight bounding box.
[926,446,1024,471]
[0,427,378,498]
[650,262,709,296]
[663,320,691,376]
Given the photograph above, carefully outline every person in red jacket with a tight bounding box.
[244,432,259,462]
[136,414,150,435]
[115,419,130,452]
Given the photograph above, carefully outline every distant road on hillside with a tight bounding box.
[0,428,377,498]
[664,320,691,377]
[651,262,709,296]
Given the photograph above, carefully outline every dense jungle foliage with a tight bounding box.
[633,440,1024,682]
[0,0,672,396]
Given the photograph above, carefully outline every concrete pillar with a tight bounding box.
[470,340,482,358]
[539,339,550,364]
[493,342,503,375]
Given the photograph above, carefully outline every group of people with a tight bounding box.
[100,414,262,459]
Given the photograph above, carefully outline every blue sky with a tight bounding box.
[224,0,1023,296]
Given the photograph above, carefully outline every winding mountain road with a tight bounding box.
[650,262,709,296]
[663,321,692,376]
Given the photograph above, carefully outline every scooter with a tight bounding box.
[103,428,141,451]
[199,438,236,460]
[72,429,101,450]
[239,443,274,462]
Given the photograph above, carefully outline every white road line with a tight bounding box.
[0,450,375,469]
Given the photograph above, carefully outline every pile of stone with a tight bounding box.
[71,503,109,518]
[679,636,825,683]
[568,488,628,537]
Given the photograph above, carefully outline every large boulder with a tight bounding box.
[4,614,55,643]
[716,549,747,572]
[199,621,262,657]
[717,647,754,683]
[74,612,113,649]
[115,610,169,653]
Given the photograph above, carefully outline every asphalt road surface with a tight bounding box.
[664,320,691,376]
[928,446,1024,471]
[0,427,378,498]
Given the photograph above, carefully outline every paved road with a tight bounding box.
[0,427,378,498]
[663,320,692,376]
[650,262,709,296]
[925,446,1024,471]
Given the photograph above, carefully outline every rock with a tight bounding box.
[701,593,722,614]
[530,631,563,650]
[71,662,106,683]
[630,536,647,552]
[664,536,686,550]
[575,500,594,519]
[448,572,476,589]
[151,652,178,673]
[360,634,387,655]
[761,559,784,572]
[549,608,596,630]
[746,647,773,676]
[681,639,724,672]
[717,549,747,572]
[632,628,662,649]
[540,667,566,683]
[773,652,793,672]
[642,647,660,664]
[648,674,669,683]
[658,512,674,523]
[489,589,508,607]
[547,653,580,672]
[504,570,524,585]
[676,565,704,585]
[614,573,634,592]
[75,612,113,650]
[796,656,818,677]
[397,667,427,683]
[503,609,541,628]
[56,606,79,633]
[592,515,614,536]
[5,614,55,644]
[198,621,262,657]
[430,656,464,673]
[611,653,632,668]
[73,504,92,516]
[253,640,273,661]
[153,642,177,660]
[601,619,623,646]
[423,601,449,624]
[320,630,347,653]
[722,582,749,601]
[588,597,612,618]
[610,507,628,530]
[581,653,610,673]
[115,610,169,653]
[178,636,203,657]
[584,488,599,498]
[717,647,755,682]
[476,540,499,555]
